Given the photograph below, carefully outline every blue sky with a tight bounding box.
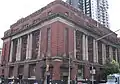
[0,0,119,47]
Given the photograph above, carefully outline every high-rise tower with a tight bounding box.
[66,0,109,28]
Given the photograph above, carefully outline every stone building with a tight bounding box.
[0,0,120,83]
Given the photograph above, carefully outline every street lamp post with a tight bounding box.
[91,66,94,84]
[44,57,50,84]
[68,51,74,84]
[68,56,71,84]
[91,29,120,84]
[91,66,96,84]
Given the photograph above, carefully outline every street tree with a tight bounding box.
[103,59,120,76]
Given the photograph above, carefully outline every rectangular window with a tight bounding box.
[29,64,36,78]
[9,66,14,78]
[113,47,116,61]
[3,44,7,61]
[32,30,40,59]
[98,41,102,64]
[18,65,24,75]
[88,36,93,62]
[106,45,109,58]
[21,35,27,61]
[12,39,18,62]
[76,31,83,60]
[47,28,51,55]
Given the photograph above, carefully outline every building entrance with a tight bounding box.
[62,76,68,83]
[61,71,69,84]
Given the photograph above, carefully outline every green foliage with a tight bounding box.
[103,59,120,76]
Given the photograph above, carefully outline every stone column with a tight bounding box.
[96,41,98,63]
[16,39,19,61]
[115,49,118,62]
[28,33,32,59]
[74,30,76,59]
[9,41,13,62]
[102,44,106,64]
[109,46,113,60]
[82,34,86,60]
[85,36,88,61]
[26,34,30,60]
[93,39,96,62]
[93,39,98,63]
[38,30,41,59]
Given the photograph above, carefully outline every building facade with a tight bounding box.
[66,0,109,28]
[0,0,119,83]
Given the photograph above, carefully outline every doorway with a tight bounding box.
[61,71,69,84]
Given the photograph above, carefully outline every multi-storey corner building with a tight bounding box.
[66,0,109,28]
[0,0,119,83]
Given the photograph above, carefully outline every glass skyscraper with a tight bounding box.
[66,0,109,28]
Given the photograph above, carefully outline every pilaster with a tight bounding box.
[82,34,86,60]
[9,41,13,62]
[16,39,19,61]
[74,30,76,59]
[38,30,41,59]
[96,41,98,63]
[18,37,22,61]
[109,46,113,60]
[85,36,88,61]
[93,39,98,63]
[29,33,32,59]
[26,34,30,59]
[102,43,106,64]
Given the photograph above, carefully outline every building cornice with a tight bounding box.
[2,13,118,45]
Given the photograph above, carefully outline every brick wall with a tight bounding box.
[1,38,11,76]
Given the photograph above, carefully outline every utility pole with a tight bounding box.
[68,56,71,84]
[68,51,74,84]
[91,66,94,84]
[91,65,95,84]
[44,56,50,84]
